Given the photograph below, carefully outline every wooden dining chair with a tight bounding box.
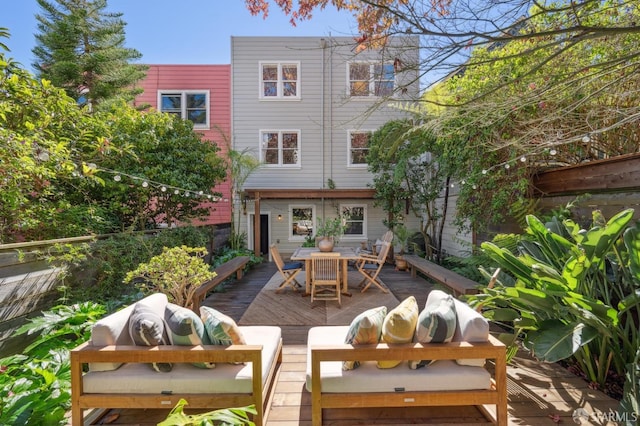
[270,244,303,293]
[356,241,390,293]
[310,252,341,307]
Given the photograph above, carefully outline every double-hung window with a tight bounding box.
[290,205,315,241]
[348,62,395,97]
[159,91,209,129]
[348,130,372,167]
[260,130,300,167]
[341,204,366,239]
[260,62,300,99]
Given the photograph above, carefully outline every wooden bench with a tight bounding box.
[403,254,480,295]
[193,255,251,312]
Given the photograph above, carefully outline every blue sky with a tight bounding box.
[2,1,358,71]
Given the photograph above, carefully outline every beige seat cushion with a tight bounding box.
[83,326,281,394]
[306,326,490,393]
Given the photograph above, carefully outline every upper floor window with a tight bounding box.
[159,91,209,129]
[260,130,300,167]
[348,131,372,167]
[341,204,366,238]
[260,62,300,99]
[348,62,395,97]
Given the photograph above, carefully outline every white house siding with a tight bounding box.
[231,36,420,254]
[433,184,474,258]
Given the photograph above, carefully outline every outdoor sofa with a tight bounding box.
[70,293,282,426]
[305,291,508,425]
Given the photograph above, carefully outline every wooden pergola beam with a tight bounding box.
[243,188,376,200]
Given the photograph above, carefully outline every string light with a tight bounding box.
[93,166,224,201]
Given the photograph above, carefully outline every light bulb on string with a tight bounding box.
[505,164,510,170]
[520,156,526,163]
[174,189,180,195]
[141,181,149,188]
[161,186,167,192]
[482,169,488,175]
[550,149,557,156]
[113,175,122,182]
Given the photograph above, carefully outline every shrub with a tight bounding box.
[124,246,216,309]
[467,208,640,408]
[0,302,105,426]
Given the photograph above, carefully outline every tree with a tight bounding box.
[80,102,228,231]
[227,146,261,250]
[368,118,459,262]
[247,1,640,230]
[0,43,122,242]
[32,0,147,110]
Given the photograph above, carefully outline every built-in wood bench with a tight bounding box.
[403,254,480,296]
[193,255,251,312]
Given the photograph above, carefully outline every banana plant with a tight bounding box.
[469,208,639,389]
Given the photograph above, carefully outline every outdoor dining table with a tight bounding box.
[290,246,360,296]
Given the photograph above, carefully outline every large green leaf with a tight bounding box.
[564,292,618,327]
[528,320,599,363]
[481,242,534,283]
[623,224,640,286]
[618,289,640,315]
[580,209,634,266]
[531,263,571,291]
[526,215,574,262]
[562,254,589,291]
[484,308,521,322]
[503,286,557,311]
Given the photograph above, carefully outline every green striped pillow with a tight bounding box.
[409,290,457,369]
[164,303,215,369]
[343,306,387,370]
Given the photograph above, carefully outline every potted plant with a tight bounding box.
[315,217,346,252]
[393,224,411,271]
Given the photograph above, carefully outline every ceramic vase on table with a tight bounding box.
[317,237,334,252]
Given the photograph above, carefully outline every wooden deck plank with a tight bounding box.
[87,260,621,425]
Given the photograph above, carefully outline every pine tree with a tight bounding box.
[32,0,147,110]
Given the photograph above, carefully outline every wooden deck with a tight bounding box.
[90,260,621,425]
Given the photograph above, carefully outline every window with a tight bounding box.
[348,131,372,167]
[341,205,366,238]
[260,62,300,99]
[290,205,315,240]
[159,91,209,129]
[348,62,395,97]
[260,130,300,166]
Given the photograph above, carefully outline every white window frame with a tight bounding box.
[158,90,210,129]
[289,205,316,241]
[347,62,395,97]
[259,61,301,100]
[347,130,372,168]
[340,204,367,240]
[259,129,301,167]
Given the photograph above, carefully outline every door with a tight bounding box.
[249,213,270,256]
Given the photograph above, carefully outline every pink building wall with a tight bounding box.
[134,64,232,225]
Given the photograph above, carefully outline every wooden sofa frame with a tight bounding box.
[71,339,282,426]
[309,334,507,426]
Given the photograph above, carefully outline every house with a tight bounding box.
[134,64,232,226]
[230,36,421,256]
